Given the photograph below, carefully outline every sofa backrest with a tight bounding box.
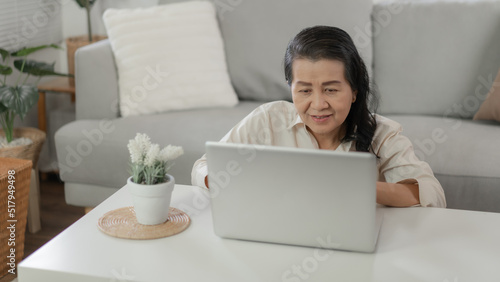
[76,0,373,120]
[160,0,373,102]
[214,0,374,102]
[373,0,500,118]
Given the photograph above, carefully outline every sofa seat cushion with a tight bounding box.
[386,114,500,212]
[55,101,264,188]
[385,115,500,179]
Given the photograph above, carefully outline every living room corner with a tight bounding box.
[0,1,162,281]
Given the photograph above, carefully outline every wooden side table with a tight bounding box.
[37,77,76,133]
[37,77,75,179]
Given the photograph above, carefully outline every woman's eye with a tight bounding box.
[325,88,338,93]
[299,89,311,93]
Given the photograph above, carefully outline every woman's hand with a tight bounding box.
[376,181,420,207]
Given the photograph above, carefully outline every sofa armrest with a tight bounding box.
[75,39,120,120]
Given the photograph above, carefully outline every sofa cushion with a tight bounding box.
[102,1,238,117]
[374,0,500,117]
[474,68,500,123]
[55,101,263,188]
[386,114,500,212]
[386,115,500,178]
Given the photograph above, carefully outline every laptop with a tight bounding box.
[205,141,384,253]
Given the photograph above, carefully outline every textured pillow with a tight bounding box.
[103,1,238,117]
[473,69,500,122]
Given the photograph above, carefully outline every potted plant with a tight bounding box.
[66,0,106,86]
[127,133,184,225]
[0,45,71,166]
[76,0,98,43]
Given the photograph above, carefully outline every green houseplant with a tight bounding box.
[66,0,105,86]
[0,45,71,144]
[74,0,98,43]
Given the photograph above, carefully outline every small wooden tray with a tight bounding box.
[97,206,190,240]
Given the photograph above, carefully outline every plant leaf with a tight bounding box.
[0,48,9,62]
[0,85,38,120]
[14,59,53,74]
[13,59,72,77]
[75,0,97,8]
[0,100,7,114]
[0,64,12,75]
[10,44,62,57]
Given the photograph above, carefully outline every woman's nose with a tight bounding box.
[311,92,328,110]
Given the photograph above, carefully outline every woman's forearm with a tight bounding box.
[376,182,420,207]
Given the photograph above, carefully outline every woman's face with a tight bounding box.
[291,59,356,143]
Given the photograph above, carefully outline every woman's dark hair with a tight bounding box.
[284,25,378,153]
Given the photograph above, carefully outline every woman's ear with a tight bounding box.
[352,91,358,103]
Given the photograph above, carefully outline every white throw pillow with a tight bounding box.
[103,1,238,117]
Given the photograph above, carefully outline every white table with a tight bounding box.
[18,184,500,282]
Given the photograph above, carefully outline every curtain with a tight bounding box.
[0,0,62,51]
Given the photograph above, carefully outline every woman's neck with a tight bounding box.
[308,125,346,150]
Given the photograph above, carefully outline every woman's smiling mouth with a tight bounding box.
[310,114,332,122]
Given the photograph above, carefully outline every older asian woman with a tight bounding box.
[191,26,446,208]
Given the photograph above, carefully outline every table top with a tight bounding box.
[18,184,500,282]
[37,77,75,93]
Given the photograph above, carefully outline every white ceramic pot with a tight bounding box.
[127,174,174,225]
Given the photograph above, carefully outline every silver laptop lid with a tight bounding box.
[206,141,381,253]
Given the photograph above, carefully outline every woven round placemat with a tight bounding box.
[97,206,190,240]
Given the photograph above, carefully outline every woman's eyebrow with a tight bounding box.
[296,81,312,86]
[322,80,341,85]
[295,80,341,86]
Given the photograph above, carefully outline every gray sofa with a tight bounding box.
[55,0,500,212]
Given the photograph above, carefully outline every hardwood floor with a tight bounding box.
[0,173,86,282]
[23,173,86,258]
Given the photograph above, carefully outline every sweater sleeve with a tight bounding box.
[373,116,447,208]
[191,154,208,189]
[190,103,272,189]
